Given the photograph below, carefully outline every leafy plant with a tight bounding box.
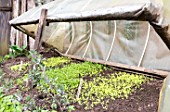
[0,87,22,112]
[10,45,28,58]
[26,50,74,111]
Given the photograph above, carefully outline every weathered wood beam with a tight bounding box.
[0,7,12,11]
[62,54,168,78]
[25,0,30,50]
[16,0,23,47]
[41,42,168,78]
[34,9,48,51]
[0,0,12,56]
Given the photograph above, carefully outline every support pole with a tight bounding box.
[34,9,48,51]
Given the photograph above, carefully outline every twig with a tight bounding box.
[19,61,23,71]
[76,78,83,99]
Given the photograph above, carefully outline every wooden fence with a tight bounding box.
[11,0,36,50]
[0,0,54,56]
[0,0,12,56]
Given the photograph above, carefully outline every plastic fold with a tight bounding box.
[9,0,170,72]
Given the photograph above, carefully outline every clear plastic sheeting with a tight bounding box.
[9,0,170,49]
[158,74,170,112]
[9,0,170,72]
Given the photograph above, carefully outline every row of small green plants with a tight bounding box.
[77,72,150,110]
[1,45,152,111]
[45,62,107,91]
[1,45,74,112]
[10,54,107,111]
[10,56,70,72]
[8,47,108,111]
[24,55,150,110]
[19,50,74,112]
[41,59,151,110]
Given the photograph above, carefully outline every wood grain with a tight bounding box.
[34,9,48,51]
[0,0,12,56]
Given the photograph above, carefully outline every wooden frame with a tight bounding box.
[49,48,168,78]
[34,8,169,78]
[34,9,48,51]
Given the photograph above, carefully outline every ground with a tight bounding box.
[0,50,163,112]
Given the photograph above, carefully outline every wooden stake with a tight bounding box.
[76,78,83,99]
[34,9,48,51]
[27,35,30,50]
[24,0,30,50]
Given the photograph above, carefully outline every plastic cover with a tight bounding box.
[9,0,170,72]
[158,74,170,112]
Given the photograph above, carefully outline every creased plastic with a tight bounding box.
[9,0,170,72]
[158,74,170,112]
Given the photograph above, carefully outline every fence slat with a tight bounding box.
[0,0,12,56]
[34,9,48,51]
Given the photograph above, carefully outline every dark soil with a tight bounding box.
[73,75,162,112]
[0,51,164,112]
[0,56,30,78]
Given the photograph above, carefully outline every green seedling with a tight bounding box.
[11,63,30,72]
[45,62,106,91]
[43,57,70,68]
[77,72,150,110]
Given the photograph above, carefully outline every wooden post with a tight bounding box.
[16,0,23,47]
[0,0,12,56]
[25,0,30,50]
[11,0,35,49]
[20,0,29,49]
[34,9,48,51]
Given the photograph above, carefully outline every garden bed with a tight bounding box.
[0,50,163,112]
